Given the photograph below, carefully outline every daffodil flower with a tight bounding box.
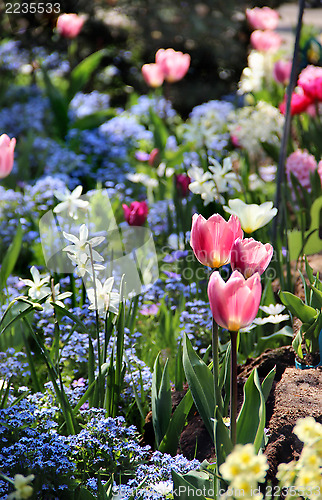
[68,252,105,278]
[42,283,73,313]
[224,199,278,233]
[63,224,105,263]
[7,474,35,499]
[53,185,89,220]
[19,266,51,301]
[87,277,120,315]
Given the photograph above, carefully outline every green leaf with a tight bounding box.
[292,329,304,359]
[67,50,107,103]
[51,303,88,333]
[152,353,172,447]
[149,107,169,151]
[236,368,266,453]
[175,341,185,391]
[159,390,193,455]
[279,291,317,323]
[171,470,207,500]
[0,224,23,291]
[41,67,69,138]
[256,326,293,353]
[77,487,97,500]
[72,109,116,130]
[214,406,233,469]
[309,285,322,309]
[261,366,276,402]
[183,335,215,441]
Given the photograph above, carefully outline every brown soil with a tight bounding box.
[142,346,322,473]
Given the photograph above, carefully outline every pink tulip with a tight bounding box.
[141,63,164,87]
[175,174,191,198]
[148,148,160,166]
[279,88,312,115]
[155,48,190,83]
[207,270,262,331]
[122,201,149,226]
[250,30,282,52]
[246,7,279,31]
[56,13,84,39]
[190,213,243,268]
[0,134,16,179]
[273,60,292,85]
[230,237,273,278]
[298,65,322,102]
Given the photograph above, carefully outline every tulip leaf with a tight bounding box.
[158,390,193,455]
[261,366,276,402]
[292,329,304,359]
[214,405,233,469]
[67,49,108,103]
[41,67,69,139]
[236,368,266,453]
[171,470,208,500]
[0,224,23,293]
[72,109,116,130]
[152,353,172,448]
[279,291,317,323]
[183,334,215,441]
[149,107,169,152]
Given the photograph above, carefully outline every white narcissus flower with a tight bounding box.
[53,185,89,220]
[42,283,73,313]
[7,474,35,499]
[63,224,105,263]
[253,314,289,325]
[224,199,278,233]
[87,277,120,315]
[19,266,51,301]
[68,252,105,278]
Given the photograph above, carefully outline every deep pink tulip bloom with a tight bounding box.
[0,134,16,179]
[155,48,190,83]
[122,201,149,226]
[148,148,160,166]
[279,88,312,115]
[250,30,282,52]
[141,63,164,87]
[208,270,262,331]
[273,60,292,85]
[246,7,279,31]
[298,65,322,102]
[175,174,191,198]
[230,237,273,278]
[190,214,243,268]
[56,13,84,39]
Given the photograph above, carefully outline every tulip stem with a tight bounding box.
[212,319,223,414]
[230,330,238,446]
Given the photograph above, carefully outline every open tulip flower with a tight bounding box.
[207,270,262,331]
[273,60,292,85]
[224,199,277,234]
[190,213,243,268]
[141,63,165,88]
[56,13,84,39]
[0,134,16,179]
[230,237,273,278]
[155,48,190,83]
[246,6,279,31]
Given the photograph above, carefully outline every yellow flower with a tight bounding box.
[294,417,322,445]
[7,474,35,500]
[276,461,297,487]
[220,444,268,483]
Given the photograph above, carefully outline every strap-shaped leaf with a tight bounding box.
[67,49,107,103]
[158,390,193,455]
[183,334,215,441]
[214,405,233,469]
[172,470,208,500]
[236,368,266,453]
[152,353,172,447]
[0,224,22,291]
[279,290,317,323]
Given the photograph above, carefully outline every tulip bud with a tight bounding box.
[122,201,149,226]
[0,134,16,179]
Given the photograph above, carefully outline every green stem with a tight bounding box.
[230,330,238,446]
[212,319,223,414]
[89,245,102,405]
